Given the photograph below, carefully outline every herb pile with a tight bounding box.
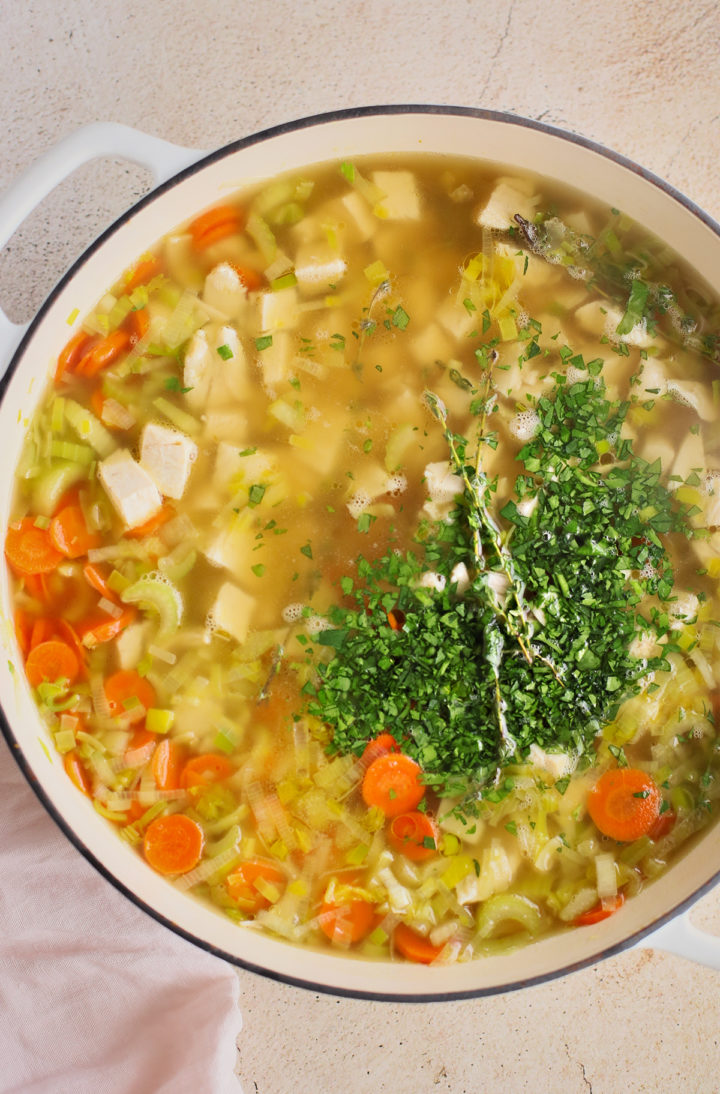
[307,356,692,797]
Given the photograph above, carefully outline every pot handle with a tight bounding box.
[0,122,206,371]
[634,909,720,970]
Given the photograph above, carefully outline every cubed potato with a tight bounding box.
[210,581,255,643]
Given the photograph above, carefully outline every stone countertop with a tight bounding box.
[1,2,719,1091]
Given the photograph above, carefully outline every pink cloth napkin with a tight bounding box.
[0,735,243,1094]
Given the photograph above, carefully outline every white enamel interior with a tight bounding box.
[2,110,720,998]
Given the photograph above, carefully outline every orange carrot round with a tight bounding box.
[124,727,157,765]
[25,639,79,688]
[76,329,131,377]
[362,752,425,817]
[587,768,661,842]
[180,753,235,789]
[14,608,33,657]
[361,732,399,767]
[143,814,204,875]
[104,669,156,716]
[49,504,102,558]
[226,859,286,912]
[189,204,244,250]
[393,923,444,965]
[319,898,376,945]
[5,518,63,576]
[152,738,184,791]
[29,615,55,650]
[388,811,439,861]
[574,892,625,927]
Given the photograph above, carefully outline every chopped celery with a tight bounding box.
[146,708,175,735]
[51,397,65,432]
[93,800,129,823]
[63,398,116,458]
[49,439,94,464]
[498,314,518,341]
[476,893,545,939]
[213,720,240,754]
[364,260,389,285]
[121,573,182,636]
[254,877,281,903]
[345,843,369,866]
[152,396,200,436]
[246,212,277,265]
[268,203,304,227]
[194,784,236,822]
[53,728,76,754]
[271,272,298,292]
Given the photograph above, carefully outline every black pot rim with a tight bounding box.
[2,103,719,1002]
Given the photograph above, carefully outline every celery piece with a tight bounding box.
[498,314,518,341]
[54,729,76,754]
[51,397,65,433]
[246,212,277,265]
[254,877,281,903]
[107,295,134,331]
[441,833,460,856]
[269,203,304,227]
[49,439,94,465]
[33,515,51,530]
[363,260,389,285]
[270,272,298,292]
[93,800,129,824]
[368,927,389,946]
[107,569,131,595]
[121,573,182,636]
[152,396,200,436]
[476,893,544,939]
[159,547,197,583]
[463,255,484,282]
[63,399,116,458]
[213,721,239,755]
[146,708,175,735]
[269,399,304,432]
[345,843,369,866]
[194,785,236,823]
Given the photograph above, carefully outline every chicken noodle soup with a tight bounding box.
[6,156,720,964]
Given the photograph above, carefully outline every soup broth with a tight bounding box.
[6,154,720,964]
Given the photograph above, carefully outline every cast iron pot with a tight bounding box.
[1,106,719,1000]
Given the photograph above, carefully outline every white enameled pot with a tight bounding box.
[1,107,720,1000]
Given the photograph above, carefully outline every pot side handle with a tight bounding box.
[0,122,206,372]
[634,910,720,970]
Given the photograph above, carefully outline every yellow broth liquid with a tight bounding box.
[8,154,720,961]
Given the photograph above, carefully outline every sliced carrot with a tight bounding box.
[124,727,158,766]
[82,561,116,600]
[143,813,204,875]
[319,898,377,946]
[226,859,286,912]
[55,331,95,383]
[587,768,661,842]
[90,387,106,420]
[386,608,406,631]
[76,606,136,647]
[49,504,102,558]
[574,892,626,927]
[388,811,439,862]
[125,307,149,344]
[228,263,264,292]
[25,639,79,688]
[180,753,234,790]
[76,328,131,377]
[64,750,91,796]
[362,752,425,817]
[648,808,677,842]
[23,572,49,602]
[123,503,174,539]
[55,618,88,678]
[104,669,156,717]
[393,923,444,965]
[122,253,162,293]
[189,204,244,250]
[5,518,63,576]
[124,800,148,824]
[14,608,33,657]
[30,616,55,650]
[152,738,185,791]
[361,732,399,767]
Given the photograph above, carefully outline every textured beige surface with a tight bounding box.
[2,2,720,1092]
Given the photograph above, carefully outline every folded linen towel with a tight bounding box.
[0,735,242,1094]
